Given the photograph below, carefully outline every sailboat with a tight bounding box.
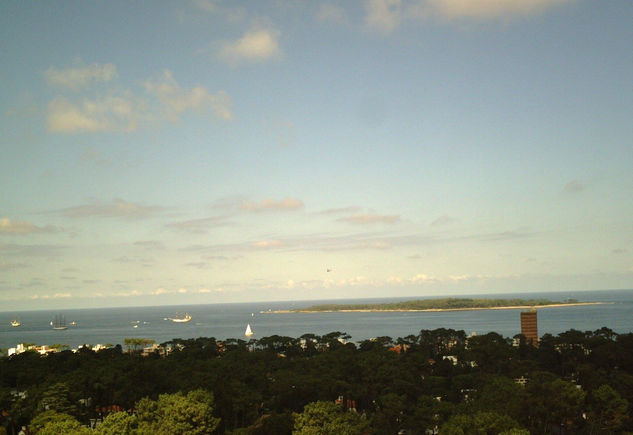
[245,323,253,337]
[51,314,68,330]
[10,317,21,327]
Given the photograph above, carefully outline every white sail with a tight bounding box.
[245,323,253,337]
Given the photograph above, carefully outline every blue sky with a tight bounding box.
[1,0,632,310]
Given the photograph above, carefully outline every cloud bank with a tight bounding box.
[57,199,163,220]
[364,0,572,33]
[45,63,232,133]
[0,218,57,235]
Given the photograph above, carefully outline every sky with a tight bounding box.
[1,0,632,310]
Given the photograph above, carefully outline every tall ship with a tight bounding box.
[51,314,68,330]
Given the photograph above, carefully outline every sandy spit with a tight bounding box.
[261,302,608,314]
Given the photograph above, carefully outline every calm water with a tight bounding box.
[1,289,632,350]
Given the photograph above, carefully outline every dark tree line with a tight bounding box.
[1,327,632,434]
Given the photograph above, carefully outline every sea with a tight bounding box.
[1,289,632,350]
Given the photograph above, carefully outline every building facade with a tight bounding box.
[520,310,539,346]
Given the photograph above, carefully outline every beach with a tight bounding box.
[263,301,608,314]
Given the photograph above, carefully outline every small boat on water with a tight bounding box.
[51,314,68,330]
[10,317,21,327]
[245,323,254,337]
[169,313,192,323]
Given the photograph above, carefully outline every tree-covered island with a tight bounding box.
[269,297,599,313]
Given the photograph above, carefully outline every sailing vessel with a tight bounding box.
[10,317,21,327]
[51,314,68,330]
[245,323,254,337]
[169,313,192,323]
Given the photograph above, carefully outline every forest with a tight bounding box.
[1,327,632,434]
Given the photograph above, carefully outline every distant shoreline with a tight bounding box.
[262,302,608,314]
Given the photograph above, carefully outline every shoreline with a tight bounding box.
[262,301,608,314]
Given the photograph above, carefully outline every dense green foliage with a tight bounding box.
[293,401,369,434]
[1,327,632,434]
[295,297,573,312]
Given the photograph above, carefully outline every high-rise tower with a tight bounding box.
[520,309,538,346]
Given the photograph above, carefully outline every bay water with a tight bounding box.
[1,289,632,350]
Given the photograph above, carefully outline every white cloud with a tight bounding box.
[337,213,400,224]
[53,293,72,298]
[240,198,304,212]
[44,62,118,90]
[447,274,487,282]
[47,97,105,132]
[0,218,57,235]
[144,70,233,121]
[31,293,72,299]
[219,28,282,66]
[114,290,142,297]
[319,276,376,288]
[46,68,231,133]
[340,276,374,286]
[365,0,572,33]
[409,273,437,283]
[365,0,403,33]
[46,95,144,133]
[427,0,571,20]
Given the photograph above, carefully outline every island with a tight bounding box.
[264,297,604,313]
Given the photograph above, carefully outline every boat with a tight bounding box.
[10,317,21,327]
[51,314,68,330]
[245,323,254,337]
[169,313,192,323]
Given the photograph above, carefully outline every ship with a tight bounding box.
[10,317,21,327]
[169,313,192,323]
[51,314,68,330]
[245,323,254,337]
